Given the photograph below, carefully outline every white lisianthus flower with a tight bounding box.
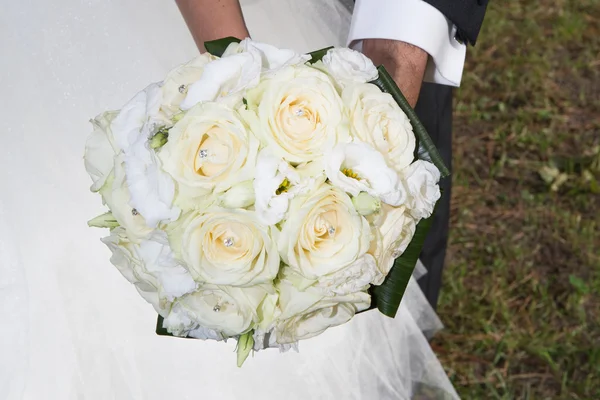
[137,230,198,300]
[179,208,279,287]
[84,110,119,192]
[325,142,407,206]
[124,132,180,227]
[162,284,272,337]
[278,183,372,280]
[244,65,350,163]
[369,205,417,284]
[99,154,153,242]
[253,149,321,225]
[180,51,261,110]
[223,38,311,75]
[343,83,416,172]
[160,53,215,119]
[402,160,442,220]
[158,102,259,209]
[321,48,378,85]
[111,83,162,152]
[109,84,180,227]
[274,280,370,344]
[101,227,197,315]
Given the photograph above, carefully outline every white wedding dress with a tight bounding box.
[0,0,459,398]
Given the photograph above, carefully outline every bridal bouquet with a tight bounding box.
[85,38,449,366]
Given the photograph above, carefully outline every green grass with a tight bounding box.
[434,1,600,398]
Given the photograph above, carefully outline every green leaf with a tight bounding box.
[155,315,174,337]
[371,213,435,317]
[236,331,254,367]
[370,66,450,178]
[307,46,333,63]
[569,274,590,295]
[87,211,119,228]
[204,37,241,57]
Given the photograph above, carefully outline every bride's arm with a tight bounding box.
[175,0,250,52]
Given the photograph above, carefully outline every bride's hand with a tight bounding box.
[362,39,427,108]
[176,0,250,52]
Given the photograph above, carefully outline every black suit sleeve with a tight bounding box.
[423,0,489,45]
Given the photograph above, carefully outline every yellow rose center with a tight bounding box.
[276,96,321,150]
[313,210,338,241]
[300,194,353,255]
[205,221,254,263]
[192,126,237,177]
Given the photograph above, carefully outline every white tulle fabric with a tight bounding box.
[0,0,458,398]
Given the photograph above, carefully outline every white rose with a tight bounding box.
[325,142,407,206]
[160,53,215,119]
[162,302,226,341]
[321,48,378,85]
[343,83,416,172]
[274,280,370,344]
[279,252,379,296]
[180,52,261,110]
[179,208,280,287]
[101,227,197,315]
[99,154,153,242]
[402,160,441,220]
[278,183,372,280]
[162,284,271,337]
[224,38,311,75]
[253,149,322,225]
[311,254,380,296]
[158,102,259,209]
[369,205,417,284]
[84,110,119,192]
[244,65,350,163]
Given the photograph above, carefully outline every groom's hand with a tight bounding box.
[362,39,428,108]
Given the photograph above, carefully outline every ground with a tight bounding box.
[433,1,600,398]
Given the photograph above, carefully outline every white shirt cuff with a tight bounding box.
[348,0,467,87]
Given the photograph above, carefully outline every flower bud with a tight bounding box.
[352,192,381,216]
[220,181,255,209]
